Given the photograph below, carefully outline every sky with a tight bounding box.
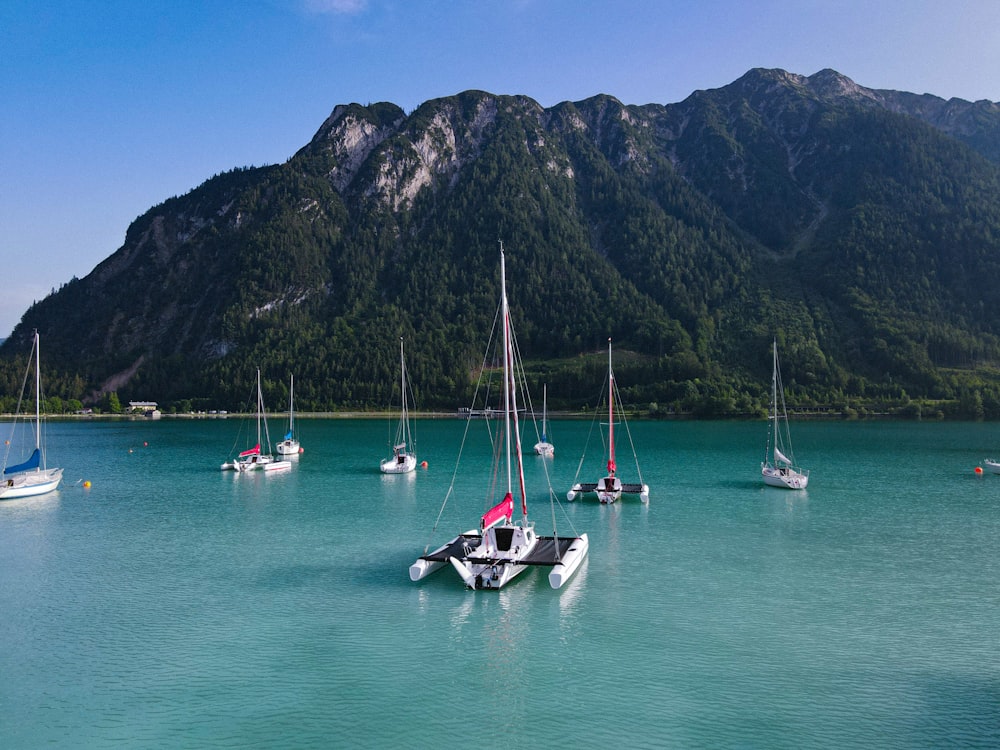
[3,0,1000,339]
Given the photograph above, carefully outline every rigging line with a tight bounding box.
[0,343,34,470]
[569,392,603,487]
[612,372,645,485]
[422,295,502,553]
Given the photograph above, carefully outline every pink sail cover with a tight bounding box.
[481,492,514,530]
[239,443,261,457]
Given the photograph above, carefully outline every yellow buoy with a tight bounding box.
[83,480,91,488]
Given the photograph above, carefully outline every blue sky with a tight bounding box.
[3,0,999,338]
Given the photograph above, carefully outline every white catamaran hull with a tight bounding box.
[0,468,64,499]
[548,533,589,589]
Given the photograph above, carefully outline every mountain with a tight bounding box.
[5,68,1000,417]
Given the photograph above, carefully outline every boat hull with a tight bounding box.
[0,468,63,499]
[534,442,554,456]
[984,460,1000,474]
[381,454,417,474]
[762,466,809,489]
[276,440,300,455]
[548,533,589,589]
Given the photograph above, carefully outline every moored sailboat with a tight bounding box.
[221,370,291,473]
[410,243,588,590]
[0,330,63,500]
[761,339,809,489]
[380,337,417,474]
[567,338,649,504]
[533,383,554,456]
[276,374,301,456]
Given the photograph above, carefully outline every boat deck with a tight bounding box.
[420,534,580,566]
[573,481,646,494]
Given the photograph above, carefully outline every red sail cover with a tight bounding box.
[481,492,514,530]
[239,443,261,457]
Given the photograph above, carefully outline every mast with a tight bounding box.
[289,374,294,434]
[399,337,407,433]
[771,339,780,465]
[607,337,615,476]
[500,242,527,518]
[256,369,263,449]
[34,331,40,450]
[541,384,548,441]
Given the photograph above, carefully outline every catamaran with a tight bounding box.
[567,338,649,503]
[533,383,554,456]
[761,339,809,489]
[381,338,417,474]
[0,330,63,500]
[221,369,291,473]
[410,243,588,590]
[276,374,301,456]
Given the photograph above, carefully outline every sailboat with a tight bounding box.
[276,374,301,456]
[533,384,554,456]
[410,243,588,590]
[221,370,291,473]
[567,338,649,503]
[0,330,63,500]
[761,339,809,489]
[380,337,417,474]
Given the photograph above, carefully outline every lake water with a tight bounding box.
[1,417,998,748]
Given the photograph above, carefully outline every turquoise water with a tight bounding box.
[1,417,998,748]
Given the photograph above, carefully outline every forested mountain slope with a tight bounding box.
[5,68,1000,417]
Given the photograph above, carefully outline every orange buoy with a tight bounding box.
[420,460,428,468]
[975,466,984,475]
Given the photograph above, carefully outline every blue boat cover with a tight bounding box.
[5,448,40,475]
[284,431,293,441]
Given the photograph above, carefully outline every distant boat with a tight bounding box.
[761,339,809,489]
[410,243,588,590]
[276,374,301,456]
[381,337,417,474]
[983,459,1000,474]
[567,338,649,503]
[533,384,554,456]
[221,370,291,473]
[0,330,63,500]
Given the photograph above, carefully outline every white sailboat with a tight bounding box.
[0,330,63,500]
[761,339,809,489]
[381,337,417,474]
[221,370,291,473]
[567,338,649,503]
[276,374,301,456]
[533,383,554,456]
[410,243,588,590]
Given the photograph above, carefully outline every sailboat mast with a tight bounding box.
[542,384,547,440]
[608,337,615,474]
[33,331,41,450]
[772,340,779,460]
[256,369,263,448]
[500,243,527,516]
[289,374,294,433]
[399,337,407,423]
